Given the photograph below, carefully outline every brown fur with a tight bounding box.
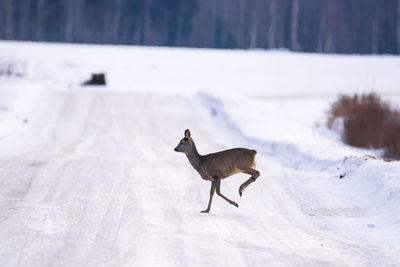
[200,148,257,180]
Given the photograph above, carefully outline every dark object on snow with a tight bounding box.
[82,73,106,86]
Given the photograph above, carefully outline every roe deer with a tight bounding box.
[174,129,260,213]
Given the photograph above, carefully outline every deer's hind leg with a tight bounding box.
[238,167,260,197]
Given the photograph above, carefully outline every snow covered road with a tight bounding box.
[1,42,400,266]
[0,88,398,266]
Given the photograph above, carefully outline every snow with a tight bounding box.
[0,40,400,266]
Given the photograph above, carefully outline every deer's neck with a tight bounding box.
[186,142,203,172]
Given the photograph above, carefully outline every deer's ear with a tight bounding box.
[184,129,191,139]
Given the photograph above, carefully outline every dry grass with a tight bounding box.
[328,93,400,160]
[0,60,25,77]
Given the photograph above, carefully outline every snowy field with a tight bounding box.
[0,41,400,266]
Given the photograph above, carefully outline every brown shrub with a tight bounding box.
[328,93,400,160]
[382,116,400,159]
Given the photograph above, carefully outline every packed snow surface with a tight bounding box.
[0,41,400,266]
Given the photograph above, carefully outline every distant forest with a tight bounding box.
[1,0,399,54]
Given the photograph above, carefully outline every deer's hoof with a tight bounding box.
[201,210,210,213]
[233,202,239,208]
[239,186,244,197]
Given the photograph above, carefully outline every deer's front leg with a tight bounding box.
[201,181,216,213]
[215,178,239,208]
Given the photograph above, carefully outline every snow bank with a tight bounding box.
[336,156,400,226]
[1,40,400,96]
[196,92,371,169]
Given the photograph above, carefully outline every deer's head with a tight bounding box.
[174,129,193,153]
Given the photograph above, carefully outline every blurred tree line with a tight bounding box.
[1,0,399,54]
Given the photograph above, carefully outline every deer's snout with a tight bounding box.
[174,147,178,152]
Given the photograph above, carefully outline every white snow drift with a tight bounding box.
[0,41,400,266]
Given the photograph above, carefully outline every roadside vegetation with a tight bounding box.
[328,93,400,160]
[0,59,25,77]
